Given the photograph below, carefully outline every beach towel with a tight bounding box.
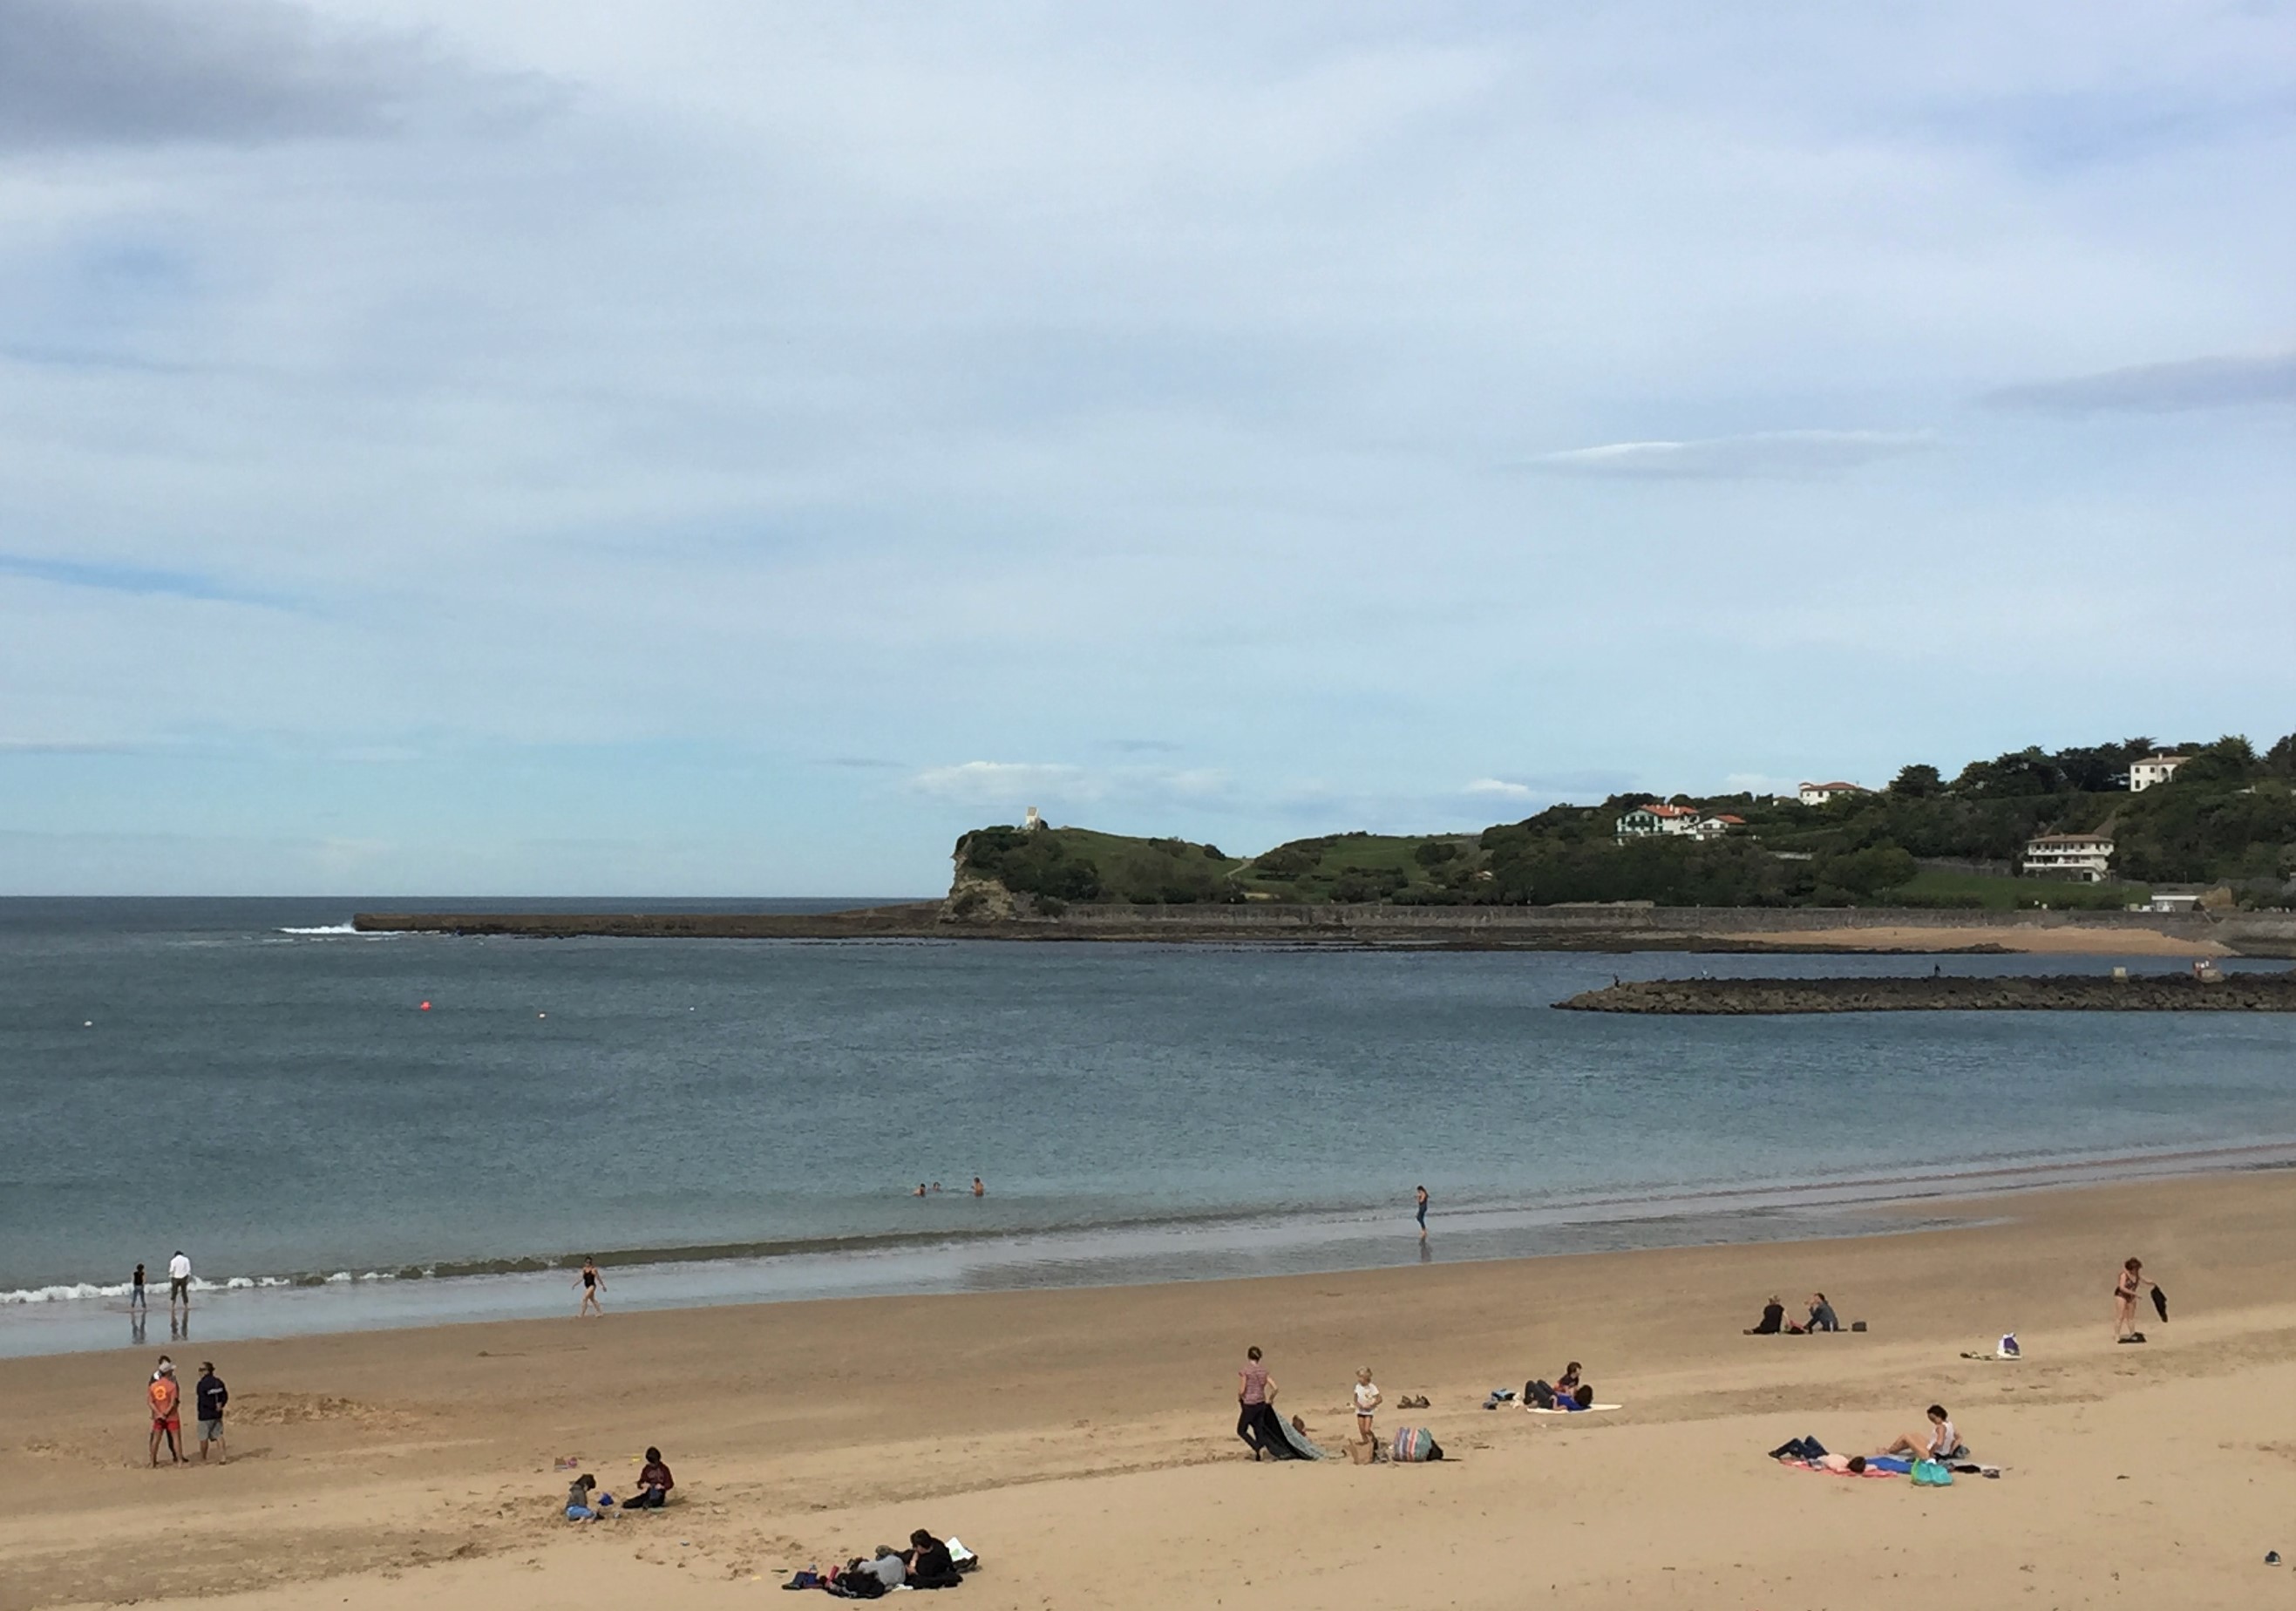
[1274,1414,1328,1461]
[1525,1404,1620,1415]
[2150,1285,2169,1322]
[1788,1459,1899,1478]
[1391,1426,1443,1463]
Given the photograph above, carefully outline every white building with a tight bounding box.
[1687,813,1746,842]
[1022,806,1045,831]
[1615,802,1700,839]
[2129,754,2190,792]
[2023,833,2114,882]
[1797,781,1871,806]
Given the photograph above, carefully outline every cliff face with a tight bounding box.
[1555,970,2296,1014]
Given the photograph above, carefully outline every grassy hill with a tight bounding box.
[947,731,2296,914]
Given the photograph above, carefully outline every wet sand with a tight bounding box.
[8,1170,2296,1610]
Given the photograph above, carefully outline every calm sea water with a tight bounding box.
[4,898,2293,1356]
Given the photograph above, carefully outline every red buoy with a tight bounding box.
[419,1000,431,1011]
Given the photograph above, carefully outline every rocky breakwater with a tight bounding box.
[1555,969,2296,1014]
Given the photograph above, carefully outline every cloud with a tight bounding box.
[909,761,1096,805]
[0,0,542,150]
[819,756,906,771]
[0,552,286,607]
[1518,430,1938,479]
[1984,352,2296,414]
[1463,778,1536,800]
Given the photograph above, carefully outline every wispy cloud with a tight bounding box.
[819,756,906,772]
[1463,778,1536,800]
[910,761,1096,805]
[1985,352,2296,414]
[1518,430,1937,480]
[0,552,282,606]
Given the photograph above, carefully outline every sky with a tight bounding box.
[1,0,2292,896]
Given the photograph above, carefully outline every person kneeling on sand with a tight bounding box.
[1880,1405,1961,1462]
[624,1446,674,1509]
[565,1473,602,1520]
[903,1529,962,1589]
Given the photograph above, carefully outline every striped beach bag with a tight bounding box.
[1391,1426,1443,1463]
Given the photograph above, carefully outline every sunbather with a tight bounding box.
[1880,1404,1960,1461]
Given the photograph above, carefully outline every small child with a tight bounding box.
[1353,1367,1382,1446]
[566,1473,600,1520]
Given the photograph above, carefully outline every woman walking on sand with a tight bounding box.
[576,1256,605,1317]
[2115,1257,2156,1342]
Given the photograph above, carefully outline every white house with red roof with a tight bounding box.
[1616,802,1700,839]
[1797,780,1871,806]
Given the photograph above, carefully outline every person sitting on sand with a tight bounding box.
[1555,1361,1582,1396]
[904,1529,961,1588]
[624,1446,674,1509]
[565,1473,601,1520]
[1745,1296,1786,1335]
[1806,1294,1840,1333]
[1880,1404,1960,1461]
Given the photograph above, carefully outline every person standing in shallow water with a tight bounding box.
[131,1263,146,1311]
[576,1256,604,1317]
[1415,1185,1430,1238]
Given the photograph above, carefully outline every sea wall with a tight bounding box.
[1556,971,2296,1014]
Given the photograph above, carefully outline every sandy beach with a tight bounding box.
[8,1170,2296,1610]
[1740,923,2233,956]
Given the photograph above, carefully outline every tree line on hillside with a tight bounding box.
[953,733,2296,909]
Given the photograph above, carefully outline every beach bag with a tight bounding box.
[1911,1459,1954,1486]
[1347,1434,1376,1465]
[1391,1426,1443,1463]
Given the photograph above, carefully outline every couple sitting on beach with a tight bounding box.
[1770,1405,1967,1474]
[814,1531,966,1595]
[1525,1361,1596,1410]
[1746,1293,1840,1335]
[563,1448,675,1519]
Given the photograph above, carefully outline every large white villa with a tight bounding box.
[2022,833,2115,881]
[2128,753,2190,792]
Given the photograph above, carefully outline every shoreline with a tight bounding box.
[9,1168,2296,1609]
[351,903,2293,955]
[11,1137,2295,1360]
[1558,968,2296,1012]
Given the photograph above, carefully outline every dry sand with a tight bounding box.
[9,1171,2296,1610]
[1742,923,2231,956]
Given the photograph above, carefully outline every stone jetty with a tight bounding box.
[1554,970,2296,1014]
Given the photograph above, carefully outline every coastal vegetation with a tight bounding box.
[950,731,2296,912]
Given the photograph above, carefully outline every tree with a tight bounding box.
[2262,732,2296,781]
[1889,764,1943,799]
[1814,841,1918,898]
[2172,736,2259,787]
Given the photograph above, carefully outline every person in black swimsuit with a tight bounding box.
[576,1256,604,1317]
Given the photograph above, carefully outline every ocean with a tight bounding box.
[4,897,2293,1357]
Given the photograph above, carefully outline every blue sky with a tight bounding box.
[2,0,2291,895]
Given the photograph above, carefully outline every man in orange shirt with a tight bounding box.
[147,1359,184,1467]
